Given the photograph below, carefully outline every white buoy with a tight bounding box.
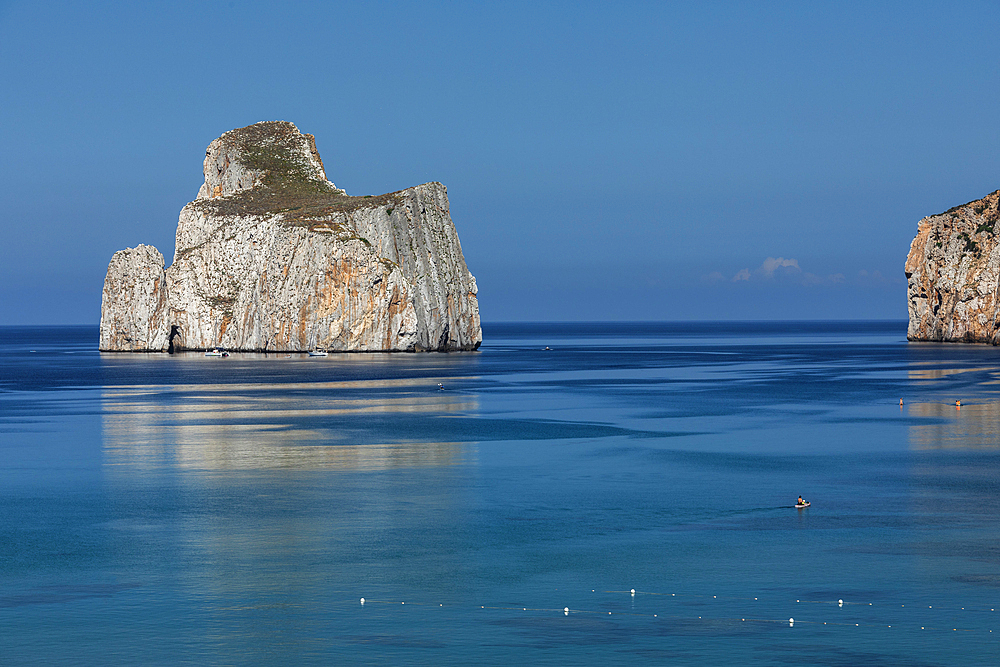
[564,607,569,613]
[631,589,635,596]
[838,599,843,606]
[360,598,365,605]
[789,618,794,623]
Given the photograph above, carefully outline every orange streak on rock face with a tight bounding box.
[219,312,232,338]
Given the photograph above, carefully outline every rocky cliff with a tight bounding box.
[906,189,1000,343]
[100,121,481,352]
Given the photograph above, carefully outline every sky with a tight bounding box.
[1,1,998,324]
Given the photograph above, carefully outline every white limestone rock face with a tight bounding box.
[99,244,169,351]
[350,183,480,351]
[100,121,481,352]
[905,190,1000,343]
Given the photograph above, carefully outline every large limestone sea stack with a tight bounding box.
[100,121,481,352]
[905,189,1000,343]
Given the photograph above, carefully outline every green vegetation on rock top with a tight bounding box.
[938,189,1000,217]
[190,121,404,224]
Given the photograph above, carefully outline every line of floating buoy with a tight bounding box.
[354,596,991,632]
[607,590,997,613]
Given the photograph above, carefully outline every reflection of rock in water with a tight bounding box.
[907,400,1000,450]
[906,365,993,381]
[102,379,478,472]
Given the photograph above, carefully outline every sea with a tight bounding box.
[1,321,999,665]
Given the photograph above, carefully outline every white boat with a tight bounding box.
[308,348,328,357]
[205,347,229,357]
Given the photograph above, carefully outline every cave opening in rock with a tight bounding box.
[168,326,181,354]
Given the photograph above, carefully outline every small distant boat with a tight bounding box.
[205,347,229,357]
[308,348,328,357]
[795,502,810,508]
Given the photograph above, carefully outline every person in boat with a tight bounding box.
[797,496,806,505]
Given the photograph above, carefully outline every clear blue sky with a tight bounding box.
[1,1,997,324]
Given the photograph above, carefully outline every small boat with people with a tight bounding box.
[795,495,810,508]
[205,347,229,357]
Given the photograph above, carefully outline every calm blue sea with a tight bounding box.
[2,321,999,665]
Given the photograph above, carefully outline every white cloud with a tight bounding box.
[721,258,850,287]
[732,257,800,282]
[858,269,888,285]
[758,257,800,277]
[702,271,726,284]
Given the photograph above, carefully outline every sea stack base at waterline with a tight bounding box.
[905,189,1000,343]
[99,121,481,353]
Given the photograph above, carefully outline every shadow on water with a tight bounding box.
[0,583,141,608]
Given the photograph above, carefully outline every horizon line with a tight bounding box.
[0,318,910,328]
